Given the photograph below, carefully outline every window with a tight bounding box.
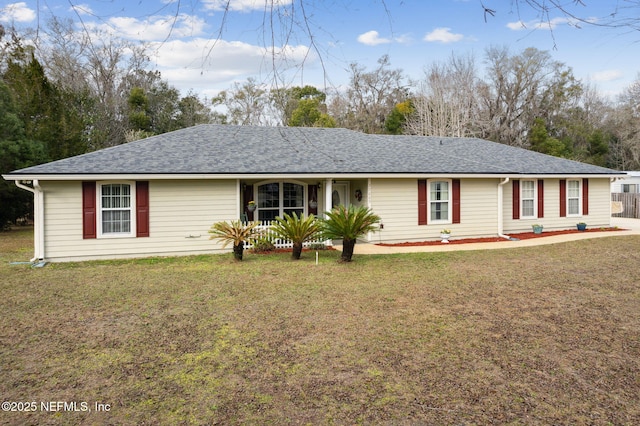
[256,181,305,221]
[83,181,148,239]
[622,184,639,193]
[98,183,135,237]
[567,179,581,216]
[428,180,451,223]
[418,179,460,225]
[521,180,536,218]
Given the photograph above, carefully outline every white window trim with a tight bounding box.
[427,179,452,224]
[566,179,582,217]
[97,181,137,238]
[520,179,537,219]
[254,180,308,221]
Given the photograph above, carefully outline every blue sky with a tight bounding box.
[2,1,639,100]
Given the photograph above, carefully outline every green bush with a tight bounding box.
[320,205,380,262]
[270,212,321,259]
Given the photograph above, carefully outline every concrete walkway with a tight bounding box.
[337,218,640,255]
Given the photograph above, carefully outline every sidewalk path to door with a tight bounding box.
[337,218,640,255]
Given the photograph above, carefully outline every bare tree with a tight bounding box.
[330,55,407,134]
[31,18,150,148]
[212,78,273,126]
[405,53,481,137]
[478,46,570,147]
[609,76,640,170]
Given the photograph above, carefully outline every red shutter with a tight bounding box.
[582,178,589,216]
[452,179,461,224]
[537,179,544,218]
[82,181,97,239]
[243,184,254,221]
[512,180,520,220]
[418,180,427,225]
[136,181,150,237]
[559,179,567,217]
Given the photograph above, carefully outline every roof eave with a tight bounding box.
[3,171,627,181]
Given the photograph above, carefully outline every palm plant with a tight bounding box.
[208,220,261,261]
[270,212,320,259]
[320,205,381,262]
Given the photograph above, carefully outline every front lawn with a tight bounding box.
[1,227,639,424]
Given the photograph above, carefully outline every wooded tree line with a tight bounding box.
[0,20,221,226]
[215,51,640,173]
[1,18,640,226]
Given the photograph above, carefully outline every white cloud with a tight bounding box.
[590,70,624,82]
[507,16,597,31]
[423,27,463,43]
[201,0,293,12]
[0,2,36,23]
[357,30,391,46]
[69,3,94,16]
[83,14,207,41]
[148,37,313,94]
[394,34,413,44]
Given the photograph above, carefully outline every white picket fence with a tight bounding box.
[242,221,327,249]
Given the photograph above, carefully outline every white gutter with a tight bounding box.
[497,177,512,240]
[14,180,44,262]
[2,172,627,182]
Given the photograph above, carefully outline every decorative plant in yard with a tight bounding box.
[270,212,321,259]
[320,205,381,262]
[208,220,261,261]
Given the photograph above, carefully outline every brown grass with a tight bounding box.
[1,227,639,425]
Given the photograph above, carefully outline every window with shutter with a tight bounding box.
[84,181,149,238]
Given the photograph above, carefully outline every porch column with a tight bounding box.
[324,178,333,218]
[324,178,333,246]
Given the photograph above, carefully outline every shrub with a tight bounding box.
[320,205,380,262]
[252,235,276,253]
[208,220,261,261]
[270,213,321,260]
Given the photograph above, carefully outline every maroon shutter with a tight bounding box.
[136,181,150,237]
[537,179,544,218]
[512,180,520,220]
[582,178,589,216]
[243,184,254,221]
[559,179,567,217]
[308,184,318,216]
[418,179,427,225]
[82,181,97,239]
[452,179,461,224]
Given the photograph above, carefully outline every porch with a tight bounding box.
[239,178,368,222]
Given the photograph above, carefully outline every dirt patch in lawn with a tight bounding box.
[377,227,624,247]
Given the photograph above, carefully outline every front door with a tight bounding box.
[332,182,350,209]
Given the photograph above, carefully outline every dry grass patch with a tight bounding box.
[1,227,639,424]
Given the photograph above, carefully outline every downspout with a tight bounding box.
[611,176,622,217]
[14,180,44,262]
[497,177,511,240]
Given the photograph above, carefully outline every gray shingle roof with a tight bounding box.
[6,125,623,176]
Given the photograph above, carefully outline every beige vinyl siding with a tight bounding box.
[41,180,238,261]
[369,178,499,243]
[502,178,612,233]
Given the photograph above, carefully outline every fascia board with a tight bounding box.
[3,172,626,181]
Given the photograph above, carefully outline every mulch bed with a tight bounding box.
[376,227,624,247]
